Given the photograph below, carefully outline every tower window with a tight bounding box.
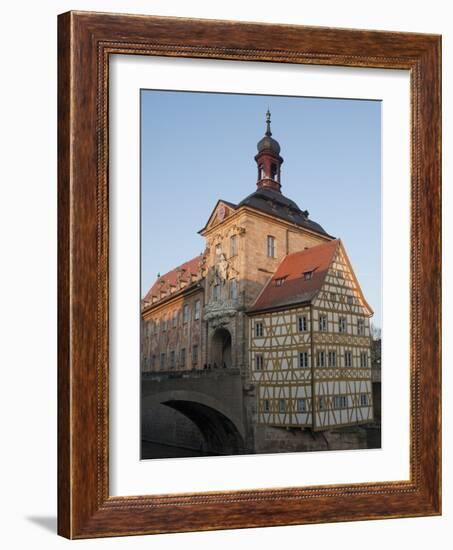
[267,235,276,258]
[258,164,265,180]
[271,163,278,181]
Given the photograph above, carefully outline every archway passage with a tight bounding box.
[161,399,245,455]
[211,327,232,368]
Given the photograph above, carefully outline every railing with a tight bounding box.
[142,367,241,380]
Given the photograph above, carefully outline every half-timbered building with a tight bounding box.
[248,239,374,431]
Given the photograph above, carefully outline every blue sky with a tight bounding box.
[141,90,381,328]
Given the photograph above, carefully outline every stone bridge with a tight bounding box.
[141,368,251,455]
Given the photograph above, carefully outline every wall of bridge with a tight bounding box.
[141,368,248,454]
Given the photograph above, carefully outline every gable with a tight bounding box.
[199,200,237,233]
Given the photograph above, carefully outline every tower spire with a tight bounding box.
[265,109,272,136]
[255,110,283,193]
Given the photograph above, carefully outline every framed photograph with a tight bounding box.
[58,11,441,538]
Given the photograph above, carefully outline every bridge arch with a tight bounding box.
[142,389,246,455]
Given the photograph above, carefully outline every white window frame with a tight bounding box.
[298,315,307,332]
[357,318,365,335]
[344,350,352,367]
[317,350,325,367]
[297,398,307,413]
[255,322,264,338]
[334,395,348,409]
[299,351,309,368]
[360,352,368,367]
[255,354,264,371]
[360,394,369,406]
[328,351,337,367]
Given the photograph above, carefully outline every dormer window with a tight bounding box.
[304,271,313,280]
[275,277,286,287]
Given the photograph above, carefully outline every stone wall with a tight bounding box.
[254,424,368,453]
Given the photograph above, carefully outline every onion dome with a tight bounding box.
[257,110,281,154]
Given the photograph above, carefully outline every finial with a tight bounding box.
[265,109,272,136]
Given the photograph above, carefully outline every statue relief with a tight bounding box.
[216,253,229,283]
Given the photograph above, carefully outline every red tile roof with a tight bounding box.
[143,255,202,304]
[248,239,339,313]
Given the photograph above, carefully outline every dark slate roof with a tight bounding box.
[237,188,331,237]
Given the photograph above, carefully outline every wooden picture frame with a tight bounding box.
[58,11,441,539]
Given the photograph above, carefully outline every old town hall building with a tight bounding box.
[141,112,374,453]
